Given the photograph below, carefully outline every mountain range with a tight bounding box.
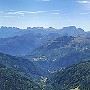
[0,26,86,38]
[0,26,89,56]
[0,26,90,90]
[0,52,49,79]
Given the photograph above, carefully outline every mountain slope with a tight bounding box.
[48,60,90,90]
[0,52,49,79]
[0,32,59,56]
[27,36,90,70]
[0,33,44,56]
[0,67,41,90]
[51,47,90,69]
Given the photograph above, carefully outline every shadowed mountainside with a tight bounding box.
[26,36,90,70]
[0,52,49,79]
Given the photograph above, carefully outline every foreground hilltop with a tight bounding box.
[0,67,41,90]
[47,60,90,90]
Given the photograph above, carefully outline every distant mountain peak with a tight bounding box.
[63,26,77,29]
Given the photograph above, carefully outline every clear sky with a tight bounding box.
[0,0,90,31]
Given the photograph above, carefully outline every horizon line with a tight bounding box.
[0,25,84,30]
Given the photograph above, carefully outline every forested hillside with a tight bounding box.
[47,60,90,90]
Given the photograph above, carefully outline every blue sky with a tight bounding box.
[0,0,90,31]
